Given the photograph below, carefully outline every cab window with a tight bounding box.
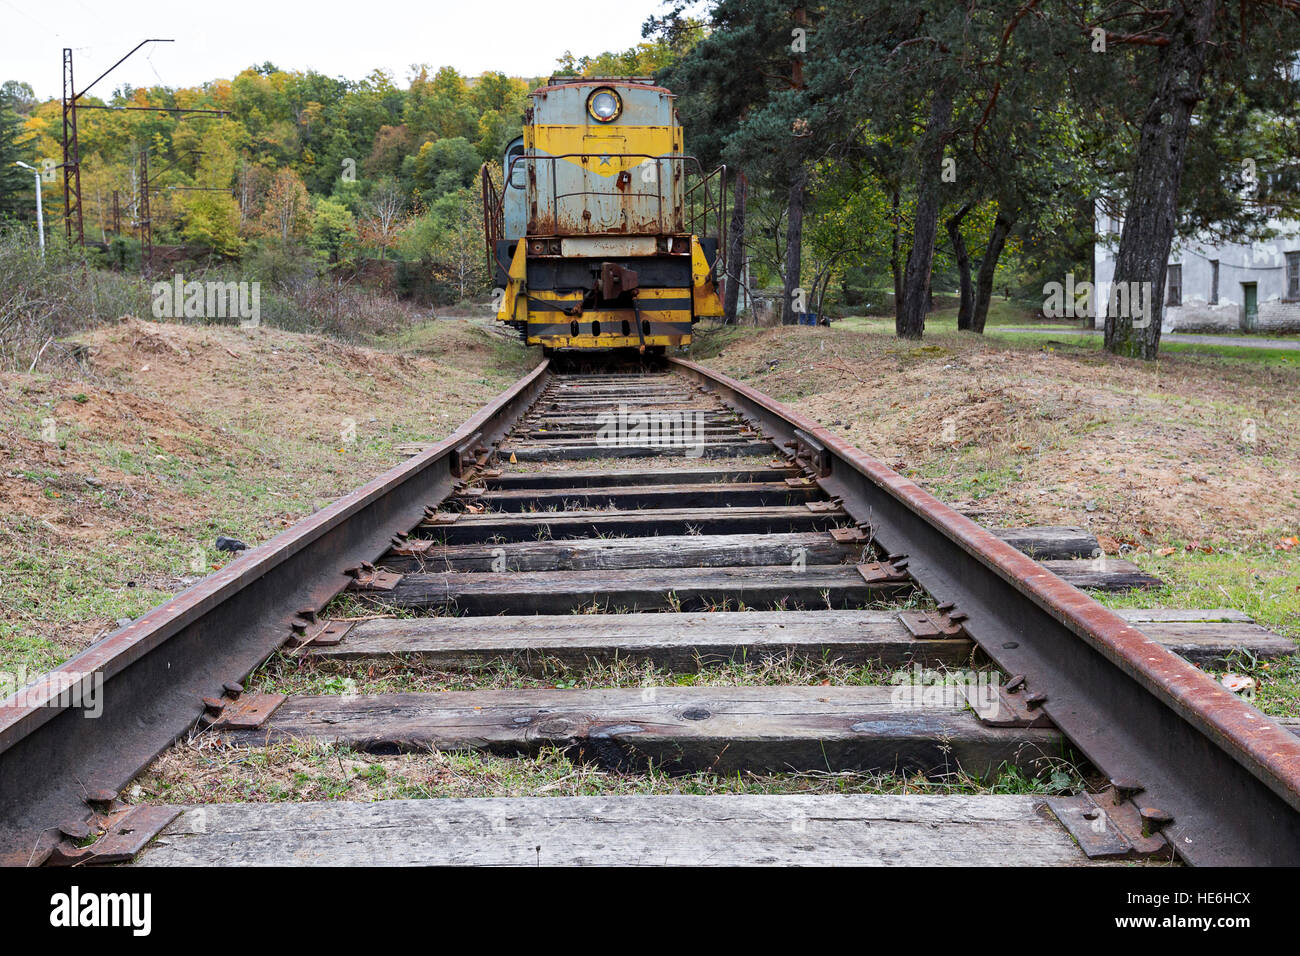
[507,145,526,189]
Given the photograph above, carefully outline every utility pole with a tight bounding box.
[61,39,175,248]
[13,161,45,256]
[61,48,82,245]
[781,5,808,325]
[139,149,151,273]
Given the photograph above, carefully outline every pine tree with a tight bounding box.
[0,94,35,222]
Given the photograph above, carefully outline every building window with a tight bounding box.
[1210,259,1219,305]
[1287,251,1300,300]
[1167,264,1182,306]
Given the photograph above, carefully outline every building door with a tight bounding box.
[1242,283,1258,330]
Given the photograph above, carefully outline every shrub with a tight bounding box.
[0,228,151,370]
[0,228,427,370]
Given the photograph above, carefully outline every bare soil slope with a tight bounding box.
[0,316,531,673]
[695,324,1298,545]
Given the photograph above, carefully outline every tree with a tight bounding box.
[181,192,242,255]
[655,0,821,323]
[0,93,34,221]
[933,6,1028,333]
[0,81,36,115]
[258,167,312,241]
[428,186,489,301]
[795,0,981,338]
[365,124,414,180]
[943,14,1099,334]
[554,41,680,76]
[469,72,527,119]
[723,172,748,323]
[310,195,355,263]
[404,66,476,142]
[474,109,520,164]
[896,76,957,339]
[805,169,893,316]
[357,177,407,260]
[1040,1,1300,359]
[237,162,273,230]
[1100,1,1220,358]
[412,136,480,197]
[946,202,976,328]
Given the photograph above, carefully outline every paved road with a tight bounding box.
[1000,326,1300,351]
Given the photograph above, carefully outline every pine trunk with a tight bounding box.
[724,173,747,325]
[897,82,955,340]
[1106,0,1216,360]
[947,202,974,330]
[782,170,807,324]
[971,210,1015,334]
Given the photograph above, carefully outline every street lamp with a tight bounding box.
[13,161,45,256]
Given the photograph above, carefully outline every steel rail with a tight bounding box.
[0,359,551,866]
[670,356,1300,866]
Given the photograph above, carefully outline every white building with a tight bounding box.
[1094,211,1300,332]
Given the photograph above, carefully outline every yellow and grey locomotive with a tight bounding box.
[482,77,727,353]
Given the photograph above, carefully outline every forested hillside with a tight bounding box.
[2,65,535,299]
[0,40,685,366]
[2,0,1299,359]
[0,38,672,306]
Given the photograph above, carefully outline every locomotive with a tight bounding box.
[481,77,728,354]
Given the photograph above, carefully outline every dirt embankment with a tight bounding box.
[1,316,530,670]
[696,325,1300,548]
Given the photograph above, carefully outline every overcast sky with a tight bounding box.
[1,0,666,100]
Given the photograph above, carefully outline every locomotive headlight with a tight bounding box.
[587,88,622,123]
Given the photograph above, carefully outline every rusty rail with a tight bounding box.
[5,353,1298,867]
[0,359,551,866]
[670,356,1300,866]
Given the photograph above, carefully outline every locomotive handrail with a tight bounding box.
[479,163,505,270]
[685,163,728,275]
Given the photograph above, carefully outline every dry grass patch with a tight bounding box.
[0,316,532,672]
[694,322,1299,546]
[130,735,1081,805]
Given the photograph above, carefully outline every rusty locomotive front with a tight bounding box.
[482,77,728,353]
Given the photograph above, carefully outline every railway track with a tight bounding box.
[3,358,1300,867]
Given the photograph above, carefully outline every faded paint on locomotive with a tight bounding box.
[486,77,726,353]
[525,82,684,237]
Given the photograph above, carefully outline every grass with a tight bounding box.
[0,408,428,672]
[1098,546,1300,640]
[691,315,1300,717]
[981,327,1300,368]
[129,738,1084,806]
[1094,544,1300,717]
[246,649,912,697]
[0,315,533,677]
[832,299,1064,333]
[837,296,1299,339]
[751,300,1300,368]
